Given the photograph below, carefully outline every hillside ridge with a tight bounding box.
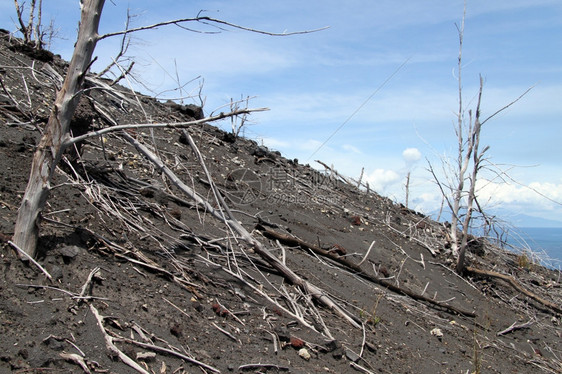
[1,31,561,374]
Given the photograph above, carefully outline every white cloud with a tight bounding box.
[402,148,422,163]
[342,144,361,154]
[477,179,562,206]
[365,169,401,193]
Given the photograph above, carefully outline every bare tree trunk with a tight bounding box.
[26,0,37,43]
[456,77,485,274]
[404,171,410,208]
[12,0,105,259]
[34,0,43,49]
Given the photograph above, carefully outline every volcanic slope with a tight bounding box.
[1,31,561,374]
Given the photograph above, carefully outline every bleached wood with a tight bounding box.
[122,131,362,330]
[12,0,106,258]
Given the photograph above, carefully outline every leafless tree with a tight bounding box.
[404,171,411,209]
[13,0,43,48]
[428,3,531,274]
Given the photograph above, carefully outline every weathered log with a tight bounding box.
[466,266,562,315]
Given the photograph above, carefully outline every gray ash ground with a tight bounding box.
[1,30,561,373]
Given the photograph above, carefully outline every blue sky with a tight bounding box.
[2,0,562,226]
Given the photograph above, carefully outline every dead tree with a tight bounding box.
[428,3,531,274]
[12,0,324,259]
[13,0,106,259]
[13,0,44,48]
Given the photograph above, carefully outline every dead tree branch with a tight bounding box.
[257,225,476,318]
[90,304,150,374]
[64,107,268,148]
[98,15,328,40]
[122,131,362,331]
[466,266,562,315]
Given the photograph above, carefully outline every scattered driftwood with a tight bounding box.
[257,225,476,318]
[123,131,362,333]
[90,304,150,374]
[496,319,533,336]
[466,266,562,315]
[91,300,220,373]
[113,336,221,373]
[59,352,91,374]
[385,224,437,257]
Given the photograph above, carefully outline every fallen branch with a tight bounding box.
[466,266,562,315]
[79,267,101,300]
[89,304,150,374]
[357,240,375,266]
[496,319,534,336]
[123,131,362,332]
[8,240,53,281]
[212,322,238,342]
[112,336,221,373]
[257,225,476,318]
[65,107,269,147]
[59,352,91,374]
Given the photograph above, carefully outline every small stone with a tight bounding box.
[43,336,64,351]
[58,245,80,260]
[298,348,311,361]
[332,347,344,360]
[45,264,63,281]
[324,339,340,352]
[274,327,290,342]
[430,328,443,339]
[345,348,360,363]
[365,341,377,353]
[290,336,305,349]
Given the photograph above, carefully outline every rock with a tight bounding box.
[324,339,340,352]
[332,347,344,360]
[58,245,80,261]
[251,146,268,158]
[45,263,63,281]
[345,348,360,363]
[430,327,443,340]
[43,336,64,351]
[274,326,290,342]
[365,341,377,353]
[290,336,305,349]
[223,132,236,143]
[298,348,311,361]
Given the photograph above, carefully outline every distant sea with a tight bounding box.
[506,227,562,269]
